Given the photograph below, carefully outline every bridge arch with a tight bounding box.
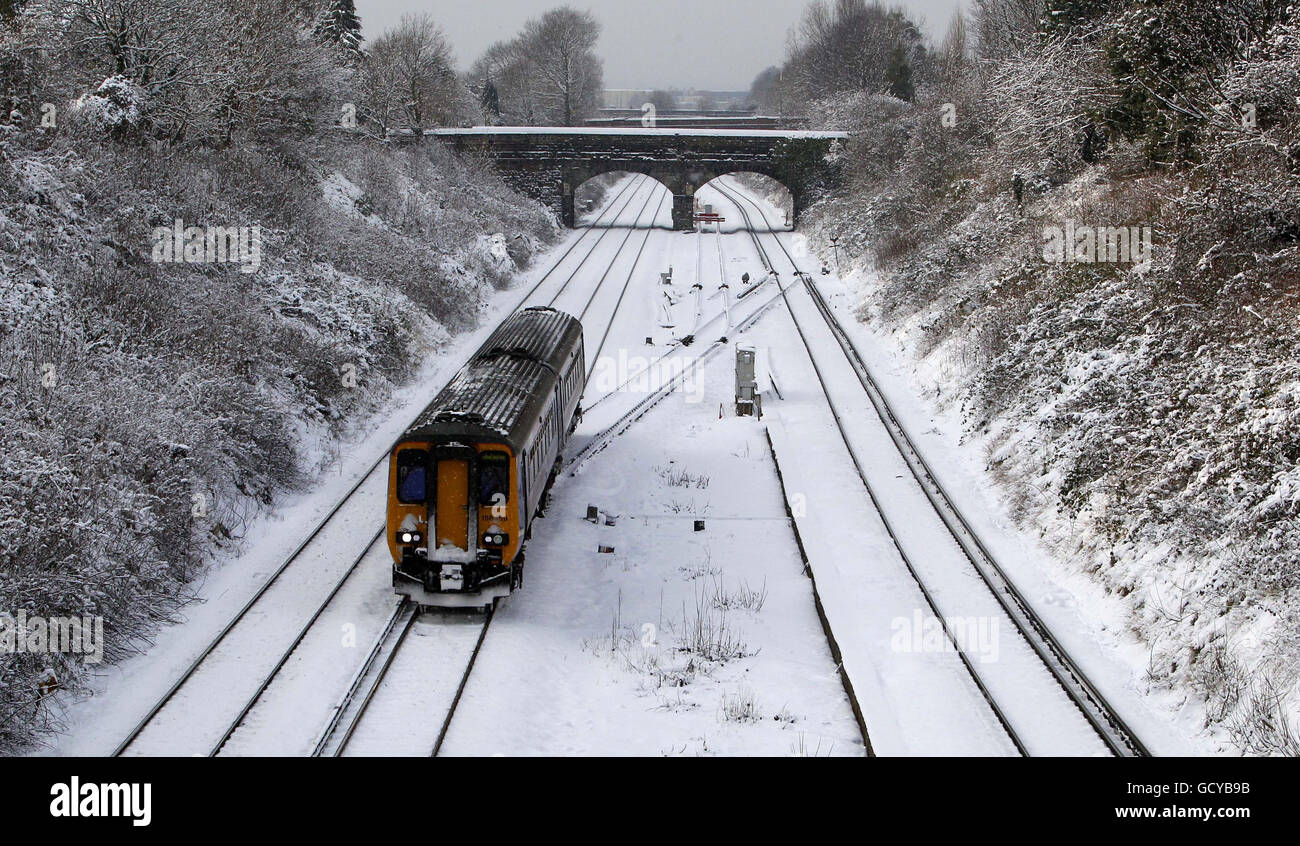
[695,172,795,230]
[571,170,675,228]
[564,161,803,230]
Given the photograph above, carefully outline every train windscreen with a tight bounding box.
[478,452,510,505]
[396,449,428,503]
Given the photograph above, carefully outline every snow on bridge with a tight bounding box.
[426,126,846,139]
[423,126,849,229]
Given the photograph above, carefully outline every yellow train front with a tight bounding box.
[386,307,586,609]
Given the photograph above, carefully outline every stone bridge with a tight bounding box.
[425,127,848,230]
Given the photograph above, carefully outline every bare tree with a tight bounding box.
[59,0,197,91]
[363,13,461,133]
[467,6,604,127]
[469,38,537,124]
[938,9,970,84]
[520,6,602,126]
[780,0,928,107]
[971,0,1045,62]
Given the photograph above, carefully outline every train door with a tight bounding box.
[434,452,471,551]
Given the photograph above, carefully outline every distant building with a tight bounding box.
[602,89,654,109]
[601,88,753,111]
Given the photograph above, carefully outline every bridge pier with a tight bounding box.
[671,194,696,231]
[561,190,575,228]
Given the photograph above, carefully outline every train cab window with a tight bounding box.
[396,449,428,503]
[478,451,510,505]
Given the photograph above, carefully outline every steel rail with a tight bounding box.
[313,600,420,757]
[711,178,1029,755]
[715,177,1149,757]
[110,175,649,757]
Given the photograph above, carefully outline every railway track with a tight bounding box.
[429,608,493,757]
[709,177,1148,757]
[312,599,418,757]
[109,175,668,757]
[566,242,800,469]
[297,600,493,757]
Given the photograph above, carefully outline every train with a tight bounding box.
[386,307,586,609]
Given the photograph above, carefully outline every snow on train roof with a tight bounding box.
[402,308,580,441]
[407,355,550,438]
[474,307,577,366]
[426,126,848,140]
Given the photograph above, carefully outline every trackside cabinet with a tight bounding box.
[735,344,761,418]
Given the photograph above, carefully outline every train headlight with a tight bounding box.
[398,531,423,545]
[482,533,508,547]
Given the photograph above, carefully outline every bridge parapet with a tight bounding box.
[426,127,847,230]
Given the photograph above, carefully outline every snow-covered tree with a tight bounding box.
[362,13,463,132]
[970,0,1043,62]
[748,66,784,114]
[779,0,929,108]
[479,78,500,122]
[520,7,602,126]
[314,0,362,52]
[467,6,603,127]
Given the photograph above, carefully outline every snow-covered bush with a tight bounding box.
[70,76,147,136]
[0,4,557,750]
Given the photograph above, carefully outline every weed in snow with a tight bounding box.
[719,685,760,723]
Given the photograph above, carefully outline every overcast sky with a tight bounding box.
[354,0,964,91]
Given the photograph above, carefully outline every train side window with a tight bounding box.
[396,449,428,503]
[478,451,510,505]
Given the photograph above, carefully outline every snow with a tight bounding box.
[70,75,147,135]
[38,173,1208,756]
[766,189,1221,755]
[319,171,383,226]
[441,395,863,756]
[427,126,849,140]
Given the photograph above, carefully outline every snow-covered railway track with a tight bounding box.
[565,256,803,470]
[710,177,1149,757]
[534,175,660,309]
[113,529,385,756]
[207,532,387,756]
[311,599,418,757]
[108,175,666,756]
[428,608,493,757]
[314,610,490,757]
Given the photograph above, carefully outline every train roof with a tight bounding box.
[476,305,578,365]
[401,308,583,446]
